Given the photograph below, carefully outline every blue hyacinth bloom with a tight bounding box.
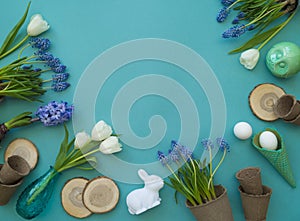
[216,7,230,23]
[30,37,51,51]
[52,82,70,92]
[221,0,236,6]
[36,101,74,126]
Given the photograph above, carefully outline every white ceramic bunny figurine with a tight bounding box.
[126,169,164,215]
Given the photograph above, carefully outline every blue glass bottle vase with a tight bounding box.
[16,166,60,219]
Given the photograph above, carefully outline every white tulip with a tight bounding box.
[91,120,113,141]
[27,14,50,36]
[99,136,122,154]
[240,49,260,70]
[74,131,90,149]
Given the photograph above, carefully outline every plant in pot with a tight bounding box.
[157,138,233,221]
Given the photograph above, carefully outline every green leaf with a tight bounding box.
[4,111,32,129]
[54,125,70,170]
[59,157,89,172]
[229,24,281,54]
[66,138,75,153]
[0,2,31,55]
[76,156,97,170]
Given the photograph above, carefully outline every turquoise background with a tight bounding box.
[0,0,300,220]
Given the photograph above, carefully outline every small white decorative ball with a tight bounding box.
[259,131,278,150]
[233,122,253,140]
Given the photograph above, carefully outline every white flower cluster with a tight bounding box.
[74,120,122,154]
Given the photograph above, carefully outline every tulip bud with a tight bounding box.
[74,131,90,149]
[99,136,122,154]
[91,120,113,141]
[27,14,50,36]
[240,48,260,70]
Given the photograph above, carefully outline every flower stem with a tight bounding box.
[209,146,212,181]
[165,163,197,204]
[18,43,31,58]
[245,7,274,28]
[0,35,29,60]
[30,117,40,123]
[258,9,297,50]
[57,148,99,172]
[227,0,242,10]
[207,150,227,189]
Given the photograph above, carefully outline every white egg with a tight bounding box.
[259,131,278,150]
[233,122,253,140]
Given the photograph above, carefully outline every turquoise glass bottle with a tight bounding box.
[16,166,60,219]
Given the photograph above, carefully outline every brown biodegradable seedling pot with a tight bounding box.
[274,95,300,121]
[236,167,263,195]
[284,112,300,126]
[0,155,30,185]
[0,165,23,206]
[186,185,234,221]
[239,185,272,221]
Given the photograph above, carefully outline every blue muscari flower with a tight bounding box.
[35,101,74,126]
[52,73,69,83]
[216,7,230,23]
[221,0,236,6]
[237,12,245,19]
[217,138,230,152]
[232,17,239,24]
[35,51,54,62]
[168,149,180,162]
[36,51,67,73]
[247,24,255,31]
[201,138,214,150]
[22,65,32,70]
[47,57,61,68]
[52,82,70,92]
[232,25,246,37]
[30,37,51,51]
[222,26,234,38]
[52,64,67,73]
[158,151,169,166]
[171,140,193,160]
[222,24,246,38]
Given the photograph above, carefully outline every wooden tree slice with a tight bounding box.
[4,138,39,170]
[249,83,286,121]
[83,176,119,214]
[61,177,92,219]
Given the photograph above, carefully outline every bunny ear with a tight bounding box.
[138,169,149,181]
